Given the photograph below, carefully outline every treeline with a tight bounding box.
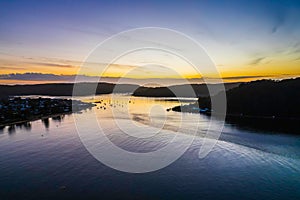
[0,82,239,99]
[132,83,239,97]
[0,82,139,99]
[198,78,300,118]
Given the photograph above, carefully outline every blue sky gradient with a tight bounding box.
[0,0,300,82]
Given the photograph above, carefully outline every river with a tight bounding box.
[0,94,299,199]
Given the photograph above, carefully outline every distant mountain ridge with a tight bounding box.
[132,83,239,97]
[0,82,138,98]
[0,82,240,99]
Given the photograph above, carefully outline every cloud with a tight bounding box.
[293,48,300,54]
[20,55,138,69]
[0,73,74,81]
[221,75,269,80]
[293,56,300,61]
[248,57,266,65]
[28,62,77,68]
[0,66,27,70]
[0,72,199,85]
[0,53,81,69]
[271,10,286,34]
[0,73,103,82]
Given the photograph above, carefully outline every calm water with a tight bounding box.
[0,95,300,200]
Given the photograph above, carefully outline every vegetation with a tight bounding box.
[170,78,300,133]
[132,83,239,97]
[196,78,300,118]
[0,82,139,99]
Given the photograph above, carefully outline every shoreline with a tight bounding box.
[170,105,300,134]
[0,112,74,128]
[170,104,300,121]
[0,97,95,128]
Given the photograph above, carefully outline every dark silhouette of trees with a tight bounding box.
[197,78,300,118]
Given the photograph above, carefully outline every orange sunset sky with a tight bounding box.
[0,1,300,84]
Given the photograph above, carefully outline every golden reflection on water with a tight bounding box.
[84,94,198,134]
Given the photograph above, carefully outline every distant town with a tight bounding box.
[0,97,95,127]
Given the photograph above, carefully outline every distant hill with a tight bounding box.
[0,82,139,99]
[169,78,300,133]
[0,82,239,99]
[196,78,300,118]
[132,83,239,97]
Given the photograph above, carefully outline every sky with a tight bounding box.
[0,0,300,84]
